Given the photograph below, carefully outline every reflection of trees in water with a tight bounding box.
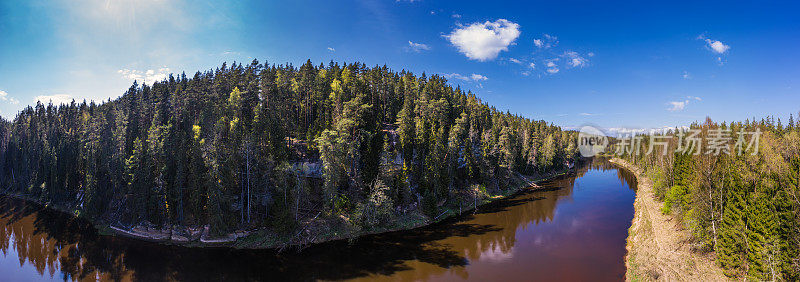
[1,195,496,281]
[0,159,637,281]
[0,197,132,281]
[589,157,638,190]
[446,176,576,266]
[409,158,638,280]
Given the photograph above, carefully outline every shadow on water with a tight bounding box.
[0,196,521,281]
[0,158,638,281]
[0,193,536,281]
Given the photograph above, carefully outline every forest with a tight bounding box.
[0,60,578,242]
[617,116,800,280]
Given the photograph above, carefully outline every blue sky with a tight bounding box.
[1,0,798,130]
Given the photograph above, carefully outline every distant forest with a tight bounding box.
[619,117,800,280]
[0,60,579,237]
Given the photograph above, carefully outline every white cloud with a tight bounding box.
[327,47,336,52]
[698,34,730,65]
[444,73,469,80]
[705,39,730,54]
[667,100,689,111]
[443,73,488,82]
[470,74,488,81]
[545,59,559,73]
[528,62,536,69]
[533,34,558,49]
[452,14,461,18]
[666,96,701,111]
[35,94,74,105]
[118,67,171,84]
[508,58,522,64]
[563,51,589,68]
[118,69,140,81]
[0,90,20,105]
[444,19,520,61]
[682,71,691,79]
[570,58,586,67]
[406,41,431,52]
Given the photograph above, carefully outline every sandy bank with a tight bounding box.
[610,158,728,281]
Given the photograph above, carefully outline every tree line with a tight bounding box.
[0,60,578,237]
[618,116,800,280]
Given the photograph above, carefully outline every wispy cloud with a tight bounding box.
[682,71,691,79]
[35,94,73,105]
[470,73,488,81]
[562,51,589,68]
[533,34,558,49]
[667,96,702,111]
[118,67,171,84]
[704,38,730,54]
[443,73,488,81]
[667,100,689,111]
[444,19,520,61]
[546,59,559,74]
[0,90,20,105]
[698,34,730,65]
[327,47,336,52]
[406,41,431,52]
[519,35,591,76]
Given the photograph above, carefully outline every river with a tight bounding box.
[0,160,636,281]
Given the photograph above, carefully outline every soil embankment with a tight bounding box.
[611,158,728,281]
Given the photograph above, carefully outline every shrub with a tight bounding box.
[662,185,689,215]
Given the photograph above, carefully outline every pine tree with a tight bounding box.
[717,165,748,276]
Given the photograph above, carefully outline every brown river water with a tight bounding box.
[0,160,636,281]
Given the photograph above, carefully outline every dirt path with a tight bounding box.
[611,158,729,281]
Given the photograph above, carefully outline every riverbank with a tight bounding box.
[231,166,575,249]
[610,158,728,281]
[2,166,575,250]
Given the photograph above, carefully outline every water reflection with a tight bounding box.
[0,159,637,281]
